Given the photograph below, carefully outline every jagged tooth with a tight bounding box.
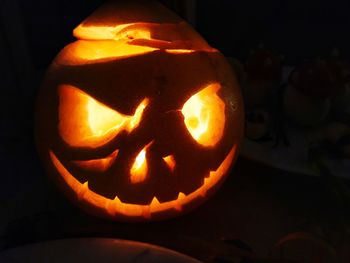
[174,192,186,212]
[105,195,122,215]
[77,181,89,200]
[113,196,122,206]
[204,177,211,185]
[105,196,117,216]
[113,196,122,209]
[178,192,186,200]
[150,196,160,207]
[113,195,121,202]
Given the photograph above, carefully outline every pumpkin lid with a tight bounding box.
[72,0,210,51]
[53,0,215,66]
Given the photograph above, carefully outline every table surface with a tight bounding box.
[1,150,349,262]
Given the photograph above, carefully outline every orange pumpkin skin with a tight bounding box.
[35,0,244,221]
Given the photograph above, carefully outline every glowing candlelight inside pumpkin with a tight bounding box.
[163,155,176,171]
[130,142,153,184]
[181,83,225,146]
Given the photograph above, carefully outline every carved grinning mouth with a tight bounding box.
[49,145,236,219]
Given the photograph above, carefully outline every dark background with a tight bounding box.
[0,0,349,261]
[17,0,350,68]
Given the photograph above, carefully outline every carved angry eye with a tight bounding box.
[58,85,149,148]
[181,83,226,146]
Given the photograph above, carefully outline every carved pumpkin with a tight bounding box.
[35,0,244,221]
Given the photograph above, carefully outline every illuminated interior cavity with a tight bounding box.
[69,40,157,61]
[74,24,131,40]
[69,23,156,61]
[71,24,155,61]
[181,83,226,147]
[59,85,149,148]
[165,49,195,54]
[60,23,200,63]
[74,24,151,41]
[130,148,147,184]
[162,155,176,171]
[130,142,153,184]
[49,144,236,219]
[73,149,119,172]
[116,26,151,41]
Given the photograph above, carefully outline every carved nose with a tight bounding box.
[129,141,153,184]
[128,138,177,185]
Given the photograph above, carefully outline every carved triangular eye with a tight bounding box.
[181,83,225,147]
[59,85,148,148]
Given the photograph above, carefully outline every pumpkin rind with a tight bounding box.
[35,0,244,221]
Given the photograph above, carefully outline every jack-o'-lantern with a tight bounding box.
[35,0,244,221]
